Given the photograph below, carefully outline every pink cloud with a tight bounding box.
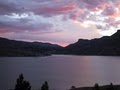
[109,21,120,27]
[32,2,76,17]
[80,0,110,11]
[69,9,85,20]
[102,6,119,17]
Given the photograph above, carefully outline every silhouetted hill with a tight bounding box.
[0,37,62,56]
[63,30,120,55]
[1,30,120,56]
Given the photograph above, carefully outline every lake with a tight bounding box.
[0,55,120,90]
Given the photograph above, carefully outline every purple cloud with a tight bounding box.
[102,6,118,16]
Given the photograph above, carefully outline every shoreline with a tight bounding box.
[70,84,120,90]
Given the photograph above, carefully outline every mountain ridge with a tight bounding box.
[0,37,62,56]
[63,30,120,55]
[0,30,120,56]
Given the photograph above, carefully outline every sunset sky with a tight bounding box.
[0,0,120,46]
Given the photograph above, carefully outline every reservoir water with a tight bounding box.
[0,55,120,90]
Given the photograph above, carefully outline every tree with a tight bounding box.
[107,83,114,90]
[41,81,49,90]
[15,73,31,90]
[94,83,100,90]
[110,83,114,90]
[70,86,76,90]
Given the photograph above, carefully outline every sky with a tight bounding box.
[0,0,120,46]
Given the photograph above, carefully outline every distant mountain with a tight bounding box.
[63,30,120,56]
[0,37,62,56]
[1,30,120,56]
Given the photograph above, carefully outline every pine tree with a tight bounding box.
[70,86,76,90]
[94,83,100,90]
[41,81,49,90]
[14,73,31,90]
[107,83,114,90]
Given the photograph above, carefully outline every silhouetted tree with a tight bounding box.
[41,81,49,90]
[94,83,99,90]
[107,83,114,90]
[110,83,114,90]
[70,86,76,90]
[15,73,31,90]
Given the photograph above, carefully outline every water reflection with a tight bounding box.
[0,55,120,90]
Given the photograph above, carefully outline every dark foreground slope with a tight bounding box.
[70,84,120,90]
[63,30,120,55]
[0,38,62,56]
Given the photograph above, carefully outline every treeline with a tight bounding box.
[11,74,49,90]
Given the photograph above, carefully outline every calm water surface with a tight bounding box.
[0,55,120,90]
